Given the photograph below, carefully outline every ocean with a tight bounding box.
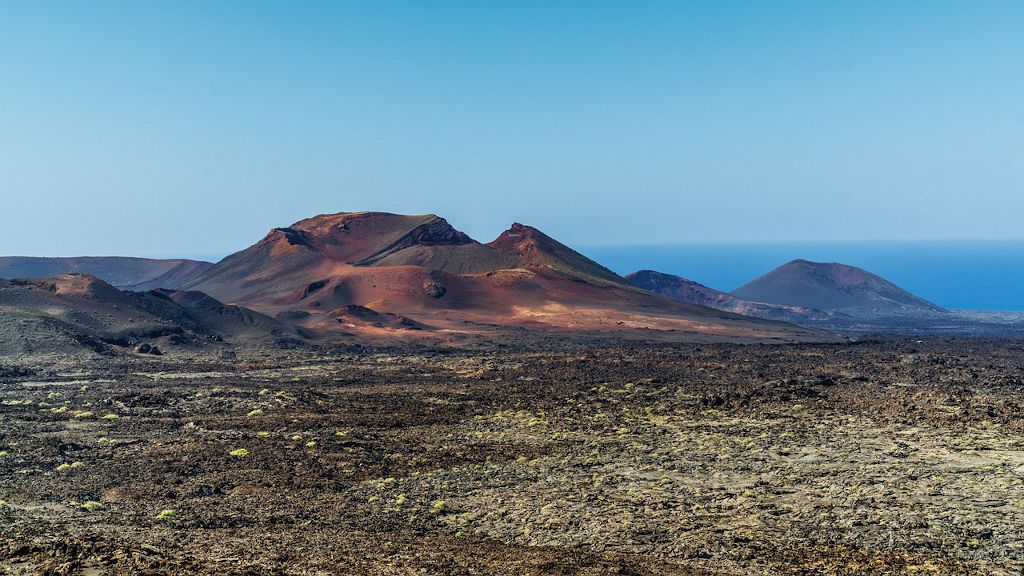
[580,241,1024,312]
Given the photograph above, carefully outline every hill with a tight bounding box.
[0,257,212,290]
[487,223,625,286]
[626,270,838,323]
[731,259,946,317]
[0,274,305,356]
[184,212,831,342]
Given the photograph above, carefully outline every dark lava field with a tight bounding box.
[2,338,1024,575]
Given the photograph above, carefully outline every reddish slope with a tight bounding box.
[487,223,626,286]
[185,212,832,342]
[187,212,634,299]
[185,212,511,303]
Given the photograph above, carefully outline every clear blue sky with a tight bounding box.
[2,1,1021,259]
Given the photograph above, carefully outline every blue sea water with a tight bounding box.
[580,241,1024,312]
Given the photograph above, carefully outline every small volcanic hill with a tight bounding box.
[184,212,831,342]
[0,257,213,291]
[0,274,304,355]
[626,270,837,324]
[732,259,946,317]
[487,223,624,286]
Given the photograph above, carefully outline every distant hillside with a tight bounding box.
[0,257,212,290]
[732,259,946,317]
[626,270,838,323]
[0,274,305,356]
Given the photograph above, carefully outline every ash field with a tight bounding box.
[2,339,1024,575]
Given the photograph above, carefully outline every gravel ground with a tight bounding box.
[1,338,1023,574]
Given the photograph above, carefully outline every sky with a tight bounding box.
[1,1,1022,259]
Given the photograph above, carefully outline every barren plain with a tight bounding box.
[2,338,1023,575]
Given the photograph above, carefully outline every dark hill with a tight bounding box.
[0,274,305,355]
[626,270,838,323]
[731,259,945,316]
[0,257,212,290]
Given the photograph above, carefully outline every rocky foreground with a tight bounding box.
[1,339,1023,575]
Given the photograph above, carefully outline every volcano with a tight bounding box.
[731,259,946,317]
[184,212,829,342]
